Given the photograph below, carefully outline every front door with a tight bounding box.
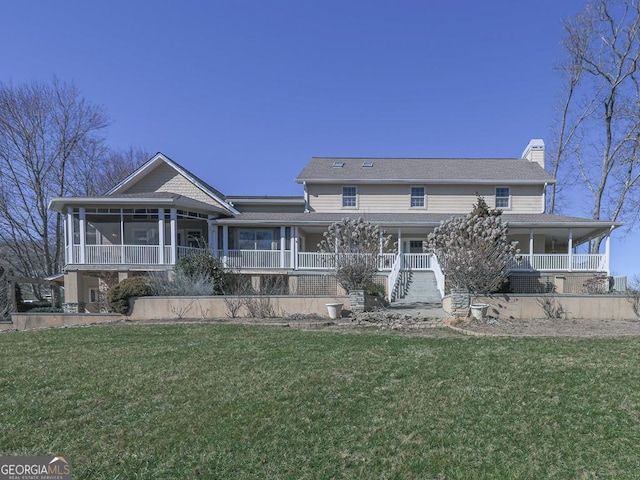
[403,239,424,254]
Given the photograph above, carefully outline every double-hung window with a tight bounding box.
[495,187,511,209]
[342,186,357,208]
[410,187,425,208]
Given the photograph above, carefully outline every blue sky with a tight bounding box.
[1,0,638,277]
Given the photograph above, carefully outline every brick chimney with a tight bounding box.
[521,139,545,169]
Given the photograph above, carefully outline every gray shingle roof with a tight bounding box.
[48,192,232,215]
[295,157,556,184]
[217,211,618,228]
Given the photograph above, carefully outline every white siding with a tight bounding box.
[307,183,543,214]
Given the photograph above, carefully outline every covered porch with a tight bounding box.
[57,207,617,277]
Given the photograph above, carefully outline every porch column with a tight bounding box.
[397,228,403,253]
[79,207,86,264]
[66,209,74,264]
[209,222,219,258]
[222,225,229,267]
[64,270,85,312]
[290,227,296,269]
[605,229,611,274]
[568,229,573,272]
[170,208,177,264]
[120,210,125,264]
[293,227,299,270]
[529,229,534,270]
[158,209,165,264]
[280,226,286,268]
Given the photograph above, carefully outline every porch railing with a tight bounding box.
[74,245,167,265]
[297,252,335,270]
[508,253,606,272]
[219,249,291,269]
[68,246,608,274]
[402,253,431,270]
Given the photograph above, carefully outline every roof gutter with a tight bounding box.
[295,178,556,185]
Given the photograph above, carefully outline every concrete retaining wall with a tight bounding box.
[443,294,638,320]
[2,295,351,331]
[128,295,351,320]
[4,313,122,331]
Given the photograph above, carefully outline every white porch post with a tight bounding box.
[293,227,299,270]
[290,227,296,269]
[397,228,402,253]
[568,229,573,272]
[120,209,125,264]
[66,209,74,264]
[170,208,177,264]
[158,209,165,264]
[605,229,611,274]
[79,207,86,264]
[63,210,68,265]
[280,226,286,268]
[222,225,229,267]
[529,229,534,270]
[209,221,219,258]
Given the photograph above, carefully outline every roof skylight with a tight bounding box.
[362,161,374,167]
[332,161,345,168]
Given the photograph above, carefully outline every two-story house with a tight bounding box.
[49,139,620,312]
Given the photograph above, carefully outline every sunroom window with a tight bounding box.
[239,230,274,250]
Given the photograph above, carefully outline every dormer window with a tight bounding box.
[495,187,511,208]
[410,186,426,208]
[342,186,357,208]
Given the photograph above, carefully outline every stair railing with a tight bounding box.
[387,253,404,302]
[430,254,445,298]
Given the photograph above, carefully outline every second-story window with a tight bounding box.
[495,187,511,208]
[410,187,425,208]
[342,186,357,208]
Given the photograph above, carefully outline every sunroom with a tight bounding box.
[49,194,230,269]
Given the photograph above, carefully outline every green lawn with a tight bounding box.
[2,325,640,479]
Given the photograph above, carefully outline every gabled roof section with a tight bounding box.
[295,157,556,185]
[107,152,240,214]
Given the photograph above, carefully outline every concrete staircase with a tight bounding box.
[393,270,442,305]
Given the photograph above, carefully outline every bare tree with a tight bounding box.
[98,146,149,193]
[68,145,150,196]
[548,45,599,214]
[0,78,108,281]
[551,0,640,250]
